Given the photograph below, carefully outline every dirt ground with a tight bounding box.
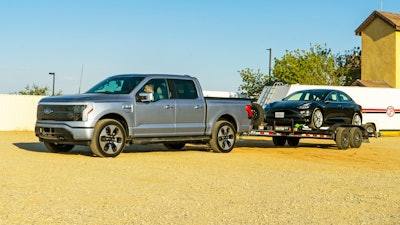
[1,131,399,224]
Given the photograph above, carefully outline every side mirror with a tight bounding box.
[139,92,154,102]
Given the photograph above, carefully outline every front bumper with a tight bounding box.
[35,121,94,144]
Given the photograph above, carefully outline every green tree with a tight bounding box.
[238,68,278,98]
[336,47,361,85]
[17,84,62,96]
[273,43,344,85]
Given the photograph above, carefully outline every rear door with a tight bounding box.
[168,79,206,136]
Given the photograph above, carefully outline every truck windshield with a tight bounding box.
[86,76,144,94]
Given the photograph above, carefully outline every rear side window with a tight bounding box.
[168,79,198,99]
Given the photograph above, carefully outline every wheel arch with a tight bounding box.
[217,114,237,131]
[98,113,129,134]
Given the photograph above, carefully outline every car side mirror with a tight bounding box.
[139,92,154,102]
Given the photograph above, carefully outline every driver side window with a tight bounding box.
[136,79,169,102]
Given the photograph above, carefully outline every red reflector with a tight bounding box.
[246,105,253,118]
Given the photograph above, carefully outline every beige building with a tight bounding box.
[355,10,400,88]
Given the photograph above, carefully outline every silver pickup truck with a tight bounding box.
[35,74,253,157]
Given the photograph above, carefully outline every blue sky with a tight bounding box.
[1,0,399,94]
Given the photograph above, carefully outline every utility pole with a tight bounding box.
[266,48,272,76]
[49,72,55,96]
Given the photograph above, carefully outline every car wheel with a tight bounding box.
[209,120,236,153]
[272,136,286,146]
[349,127,362,148]
[164,143,186,150]
[287,137,300,146]
[310,108,323,129]
[335,127,350,150]
[90,119,126,157]
[352,113,362,126]
[43,141,74,153]
[251,102,264,128]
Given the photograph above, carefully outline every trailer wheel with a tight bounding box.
[287,137,300,146]
[43,141,74,153]
[164,143,186,150]
[209,120,236,153]
[251,102,264,128]
[349,127,362,148]
[90,119,126,157]
[272,136,286,146]
[310,108,323,129]
[335,127,350,150]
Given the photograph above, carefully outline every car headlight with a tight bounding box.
[264,104,271,112]
[297,103,311,109]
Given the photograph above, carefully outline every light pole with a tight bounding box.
[49,72,55,96]
[266,48,272,76]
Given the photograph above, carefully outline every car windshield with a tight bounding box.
[284,90,329,102]
[86,76,144,94]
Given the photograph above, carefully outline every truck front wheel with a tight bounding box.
[90,119,126,157]
[209,120,236,153]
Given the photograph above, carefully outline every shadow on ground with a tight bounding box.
[13,142,211,157]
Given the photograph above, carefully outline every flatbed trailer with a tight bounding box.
[244,123,370,150]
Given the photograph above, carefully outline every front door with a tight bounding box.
[133,79,176,137]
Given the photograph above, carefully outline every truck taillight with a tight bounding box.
[246,104,253,119]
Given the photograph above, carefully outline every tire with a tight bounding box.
[349,127,362,148]
[362,123,376,136]
[251,102,264,128]
[287,137,300,146]
[209,120,236,153]
[164,143,186,150]
[352,113,362,126]
[335,127,350,150]
[43,141,74,153]
[310,108,323,129]
[90,119,126,157]
[272,136,286,146]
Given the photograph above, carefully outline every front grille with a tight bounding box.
[37,105,86,121]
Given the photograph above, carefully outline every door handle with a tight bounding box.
[164,105,174,109]
[194,105,203,109]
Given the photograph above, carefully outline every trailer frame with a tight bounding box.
[244,120,370,149]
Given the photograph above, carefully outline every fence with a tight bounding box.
[0,94,45,131]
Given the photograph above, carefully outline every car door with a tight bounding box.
[324,91,345,123]
[133,79,176,137]
[337,91,357,123]
[168,79,206,136]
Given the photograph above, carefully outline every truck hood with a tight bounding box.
[39,93,132,103]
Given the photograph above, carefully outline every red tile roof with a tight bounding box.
[351,79,392,88]
[355,10,400,36]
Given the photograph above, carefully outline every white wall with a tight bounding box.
[0,94,45,131]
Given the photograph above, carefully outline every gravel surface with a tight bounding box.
[1,131,399,224]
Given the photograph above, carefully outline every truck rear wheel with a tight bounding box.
[349,127,362,148]
[44,141,74,153]
[335,127,350,150]
[209,120,236,153]
[90,119,126,157]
